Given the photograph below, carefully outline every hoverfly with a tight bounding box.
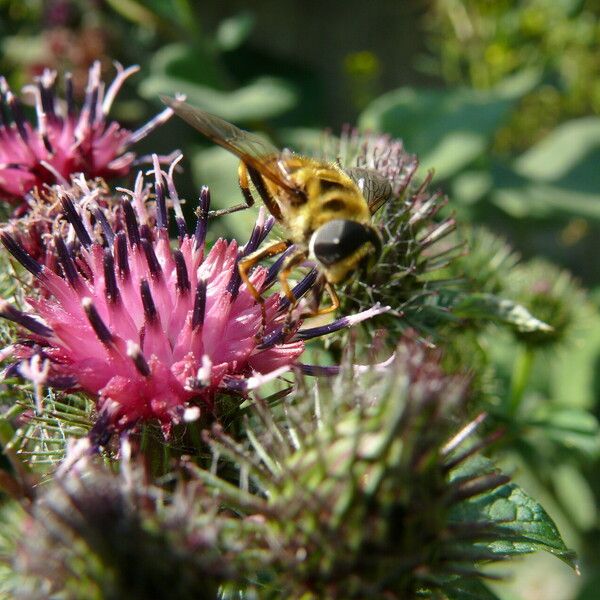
[162,96,392,317]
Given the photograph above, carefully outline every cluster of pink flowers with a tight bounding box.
[0,155,384,439]
[0,62,174,209]
[0,64,387,441]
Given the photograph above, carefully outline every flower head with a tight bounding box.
[0,61,175,207]
[11,449,231,599]
[2,174,117,268]
[324,129,462,337]
[0,157,383,439]
[507,258,586,349]
[195,338,575,598]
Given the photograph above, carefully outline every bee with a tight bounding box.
[162,96,392,317]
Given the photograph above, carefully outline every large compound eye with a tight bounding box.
[310,219,382,267]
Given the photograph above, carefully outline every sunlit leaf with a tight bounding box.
[515,117,600,185]
[359,70,538,179]
[450,457,577,570]
[215,11,255,51]
[141,74,297,121]
[453,293,552,333]
[489,118,600,219]
[552,464,597,530]
[526,406,600,458]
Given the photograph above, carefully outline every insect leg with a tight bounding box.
[238,239,291,330]
[300,280,340,319]
[207,162,256,218]
[320,282,340,315]
[276,249,310,332]
[278,249,309,306]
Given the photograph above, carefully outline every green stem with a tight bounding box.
[173,0,201,36]
[0,413,32,480]
[507,344,535,417]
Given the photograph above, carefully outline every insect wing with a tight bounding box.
[162,96,297,194]
[345,166,393,214]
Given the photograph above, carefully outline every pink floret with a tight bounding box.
[0,62,174,207]
[1,160,304,437]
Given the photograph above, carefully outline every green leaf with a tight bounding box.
[491,182,600,220]
[526,406,600,458]
[215,11,255,51]
[514,117,600,185]
[490,118,600,219]
[450,457,578,570]
[551,311,600,410]
[141,74,297,121]
[452,293,553,333]
[451,171,493,206]
[359,70,538,179]
[441,578,502,600]
[552,464,597,530]
[1,35,46,66]
[142,42,297,120]
[104,0,163,28]
[144,42,225,89]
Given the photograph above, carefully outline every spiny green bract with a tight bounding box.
[195,340,574,599]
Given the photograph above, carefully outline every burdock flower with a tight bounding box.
[0,61,175,207]
[9,448,232,600]
[2,174,116,267]
[196,338,576,598]
[0,157,385,439]
[325,128,462,336]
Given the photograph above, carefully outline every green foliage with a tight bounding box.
[181,347,575,598]
[449,456,577,567]
[140,44,298,122]
[360,71,538,179]
[425,0,600,152]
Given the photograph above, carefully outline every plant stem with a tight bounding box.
[507,344,535,417]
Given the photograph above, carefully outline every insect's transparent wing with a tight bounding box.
[162,96,296,193]
[345,167,393,214]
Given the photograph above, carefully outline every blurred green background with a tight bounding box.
[1,1,599,598]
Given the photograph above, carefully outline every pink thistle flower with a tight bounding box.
[0,156,385,440]
[2,174,117,268]
[0,61,175,208]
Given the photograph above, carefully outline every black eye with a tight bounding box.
[310,219,381,266]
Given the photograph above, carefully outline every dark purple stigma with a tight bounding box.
[1,233,43,276]
[140,279,158,324]
[54,236,82,289]
[114,232,130,280]
[123,201,141,247]
[173,250,190,294]
[192,278,207,330]
[0,301,52,337]
[61,196,92,248]
[82,299,114,346]
[194,186,210,248]
[103,250,120,304]
[141,238,162,279]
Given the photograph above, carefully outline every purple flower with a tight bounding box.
[0,157,385,438]
[0,61,174,207]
